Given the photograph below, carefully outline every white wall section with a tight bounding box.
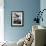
[0,0,4,42]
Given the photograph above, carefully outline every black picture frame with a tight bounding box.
[11,11,24,27]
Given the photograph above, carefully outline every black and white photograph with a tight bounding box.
[11,11,24,27]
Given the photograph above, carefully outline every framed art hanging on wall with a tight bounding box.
[11,11,24,27]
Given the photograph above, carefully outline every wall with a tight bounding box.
[4,0,40,42]
[40,0,46,27]
[0,0,4,42]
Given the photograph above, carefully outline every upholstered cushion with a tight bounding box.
[17,37,25,46]
[4,41,17,46]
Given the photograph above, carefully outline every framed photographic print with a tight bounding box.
[11,11,24,27]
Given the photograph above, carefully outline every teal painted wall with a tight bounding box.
[4,0,40,42]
